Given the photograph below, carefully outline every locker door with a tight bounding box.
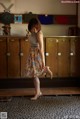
[45,38,58,77]
[70,37,76,77]
[58,37,70,77]
[0,38,7,78]
[7,38,20,78]
[20,38,30,77]
[39,38,46,78]
[75,37,80,77]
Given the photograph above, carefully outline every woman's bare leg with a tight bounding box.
[31,77,42,100]
[45,66,53,79]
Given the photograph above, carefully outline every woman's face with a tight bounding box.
[31,24,39,33]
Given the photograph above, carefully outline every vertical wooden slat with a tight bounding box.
[20,38,30,77]
[46,37,58,77]
[70,37,76,77]
[0,38,7,78]
[75,37,80,76]
[8,38,20,78]
[58,37,70,77]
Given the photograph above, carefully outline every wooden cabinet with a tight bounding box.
[70,37,76,77]
[7,38,20,78]
[70,37,80,77]
[0,36,80,78]
[45,38,58,77]
[74,37,80,76]
[58,37,70,77]
[45,37,80,77]
[46,37,70,77]
[20,38,30,77]
[0,36,28,78]
[0,37,7,78]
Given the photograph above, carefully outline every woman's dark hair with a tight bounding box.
[28,18,41,32]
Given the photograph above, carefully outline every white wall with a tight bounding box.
[0,0,76,36]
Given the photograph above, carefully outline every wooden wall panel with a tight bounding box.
[0,36,80,79]
[70,37,76,77]
[20,38,30,77]
[0,38,7,78]
[75,37,80,77]
[46,38,58,77]
[58,38,70,77]
[7,38,20,78]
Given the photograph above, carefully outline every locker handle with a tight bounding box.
[45,52,49,56]
[6,53,11,56]
[58,52,61,56]
[70,52,74,56]
[20,52,24,56]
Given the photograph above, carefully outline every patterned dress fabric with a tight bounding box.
[24,32,46,78]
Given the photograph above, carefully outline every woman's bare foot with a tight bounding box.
[31,92,42,100]
[45,66,53,79]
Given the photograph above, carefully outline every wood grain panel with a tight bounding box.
[46,38,58,77]
[0,38,7,78]
[0,87,80,97]
[75,37,80,76]
[58,38,70,77]
[70,37,76,77]
[20,38,30,77]
[7,38,20,78]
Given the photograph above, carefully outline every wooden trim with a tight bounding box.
[0,78,80,89]
[0,87,80,97]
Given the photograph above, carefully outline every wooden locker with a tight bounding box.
[20,38,30,77]
[75,37,80,77]
[70,37,76,77]
[0,38,7,78]
[45,37,58,77]
[38,38,46,78]
[7,38,20,78]
[39,38,46,78]
[58,37,70,77]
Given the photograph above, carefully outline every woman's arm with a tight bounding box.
[37,31,45,68]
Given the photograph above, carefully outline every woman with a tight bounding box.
[25,18,53,100]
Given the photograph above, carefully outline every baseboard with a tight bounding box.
[0,87,80,97]
[0,77,80,89]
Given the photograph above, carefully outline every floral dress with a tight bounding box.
[24,31,46,78]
